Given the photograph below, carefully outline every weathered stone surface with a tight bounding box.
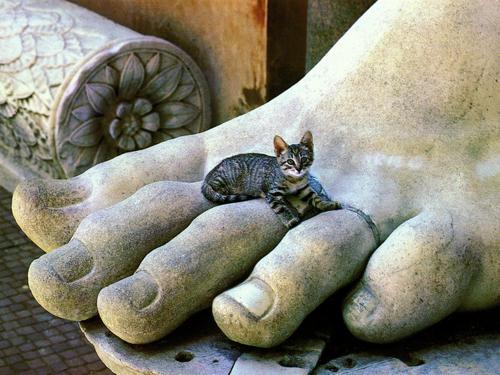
[213,210,376,348]
[28,181,214,320]
[315,335,500,374]
[0,151,36,192]
[12,134,209,251]
[343,210,474,343]
[54,37,211,178]
[230,338,326,375]
[0,0,210,188]
[317,355,408,374]
[97,200,288,344]
[13,0,500,355]
[81,314,243,375]
[82,304,500,374]
[82,304,333,375]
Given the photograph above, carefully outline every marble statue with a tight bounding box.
[12,0,499,349]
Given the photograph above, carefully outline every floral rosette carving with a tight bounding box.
[56,39,211,177]
[0,3,210,182]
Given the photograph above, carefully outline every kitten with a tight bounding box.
[202,131,340,228]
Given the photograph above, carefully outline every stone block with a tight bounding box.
[0,0,211,188]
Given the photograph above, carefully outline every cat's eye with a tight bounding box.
[301,157,308,162]
[287,159,295,165]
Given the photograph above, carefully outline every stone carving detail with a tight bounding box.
[0,0,211,180]
[0,0,93,177]
[56,50,206,176]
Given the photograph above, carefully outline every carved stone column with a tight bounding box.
[0,0,210,188]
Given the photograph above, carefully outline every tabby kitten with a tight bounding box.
[202,131,340,228]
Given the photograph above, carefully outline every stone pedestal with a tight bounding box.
[81,307,500,375]
[81,306,333,375]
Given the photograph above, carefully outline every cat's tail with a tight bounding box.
[201,182,252,203]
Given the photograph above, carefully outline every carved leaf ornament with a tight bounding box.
[0,1,210,179]
[64,52,200,163]
[0,0,90,178]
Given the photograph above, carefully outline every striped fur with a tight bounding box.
[202,131,340,228]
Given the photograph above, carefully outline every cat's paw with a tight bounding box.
[284,216,300,229]
[317,200,341,211]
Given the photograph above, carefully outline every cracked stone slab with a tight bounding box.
[314,334,500,374]
[230,337,327,375]
[81,304,334,375]
[81,313,242,375]
[81,300,500,375]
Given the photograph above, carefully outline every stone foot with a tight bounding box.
[28,181,213,321]
[13,136,207,252]
[96,200,288,344]
[12,177,92,251]
[343,210,476,343]
[212,209,377,347]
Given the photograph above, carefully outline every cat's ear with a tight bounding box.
[301,131,313,150]
[274,135,288,156]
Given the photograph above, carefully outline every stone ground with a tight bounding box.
[0,187,113,375]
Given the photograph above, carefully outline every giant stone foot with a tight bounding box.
[213,209,377,348]
[27,181,214,321]
[13,0,499,349]
[97,200,287,344]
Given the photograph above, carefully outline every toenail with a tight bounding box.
[345,283,377,319]
[100,271,159,311]
[132,272,159,310]
[46,240,93,283]
[224,278,275,319]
